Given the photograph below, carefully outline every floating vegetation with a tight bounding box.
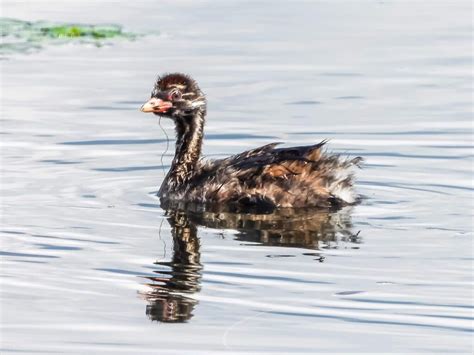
[0,18,140,55]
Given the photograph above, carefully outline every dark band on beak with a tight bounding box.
[140,98,173,113]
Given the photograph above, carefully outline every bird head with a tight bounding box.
[140,73,206,119]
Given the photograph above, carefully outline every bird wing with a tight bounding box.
[199,140,330,180]
[194,140,362,208]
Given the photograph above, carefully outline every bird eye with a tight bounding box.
[169,90,182,101]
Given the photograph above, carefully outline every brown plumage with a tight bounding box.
[141,73,362,212]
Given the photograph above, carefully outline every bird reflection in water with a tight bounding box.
[141,206,360,323]
[143,211,201,323]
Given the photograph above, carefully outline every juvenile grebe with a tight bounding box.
[141,73,362,211]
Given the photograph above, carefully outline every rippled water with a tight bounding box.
[1,0,473,353]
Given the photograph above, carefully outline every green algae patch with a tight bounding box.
[40,24,130,39]
[43,25,86,38]
[0,18,140,55]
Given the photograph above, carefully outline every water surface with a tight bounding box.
[1,0,473,353]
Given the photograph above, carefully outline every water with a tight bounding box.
[0,18,139,55]
[1,0,473,353]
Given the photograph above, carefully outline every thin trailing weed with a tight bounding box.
[158,116,170,177]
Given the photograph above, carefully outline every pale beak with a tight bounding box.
[140,98,173,113]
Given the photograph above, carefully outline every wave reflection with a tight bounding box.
[142,206,360,323]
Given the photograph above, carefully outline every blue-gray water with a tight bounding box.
[1,1,473,353]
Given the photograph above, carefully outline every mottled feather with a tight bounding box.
[169,141,362,211]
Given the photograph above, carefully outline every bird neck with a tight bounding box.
[163,109,206,193]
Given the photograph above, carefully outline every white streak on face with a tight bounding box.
[191,101,205,108]
[191,96,206,108]
[168,84,187,90]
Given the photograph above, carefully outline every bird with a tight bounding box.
[140,73,362,212]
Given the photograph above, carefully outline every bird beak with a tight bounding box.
[140,98,173,113]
